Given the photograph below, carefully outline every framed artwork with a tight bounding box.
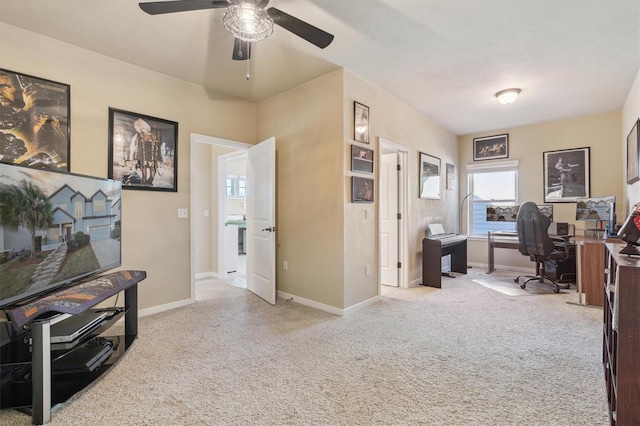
[0,68,70,171]
[108,108,178,192]
[354,101,370,144]
[626,118,639,184]
[351,145,374,174]
[543,147,590,203]
[473,134,509,161]
[352,176,373,203]
[446,163,455,190]
[419,152,441,199]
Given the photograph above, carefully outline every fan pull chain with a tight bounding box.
[246,55,251,80]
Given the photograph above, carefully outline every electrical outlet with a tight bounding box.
[283,260,288,271]
[177,208,188,219]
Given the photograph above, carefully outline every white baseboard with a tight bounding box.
[277,291,344,315]
[195,271,217,280]
[277,291,382,317]
[139,298,195,318]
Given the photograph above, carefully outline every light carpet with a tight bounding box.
[1,267,609,425]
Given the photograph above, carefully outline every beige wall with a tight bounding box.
[194,142,213,275]
[257,70,346,308]
[342,71,458,299]
[2,23,256,310]
[458,111,623,268]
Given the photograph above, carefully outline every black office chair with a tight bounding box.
[514,202,575,293]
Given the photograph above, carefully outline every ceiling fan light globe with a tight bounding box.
[223,4,274,42]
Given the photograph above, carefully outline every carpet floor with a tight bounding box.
[1,267,609,425]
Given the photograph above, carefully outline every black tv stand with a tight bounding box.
[0,271,145,424]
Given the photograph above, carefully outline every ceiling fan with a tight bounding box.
[138,0,334,61]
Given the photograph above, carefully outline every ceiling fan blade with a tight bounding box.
[232,38,251,61]
[139,0,229,15]
[267,7,334,49]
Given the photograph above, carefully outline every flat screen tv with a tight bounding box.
[0,163,121,309]
[575,196,615,222]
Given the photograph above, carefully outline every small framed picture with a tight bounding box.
[446,163,455,190]
[108,108,178,192]
[626,118,639,184]
[351,145,374,174]
[352,176,373,203]
[419,152,441,199]
[543,147,590,203]
[473,134,509,161]
[354,101,370,144]
[0,68,70,171]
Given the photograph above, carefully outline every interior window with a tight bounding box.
[467,161,518,237]
[226,177,237,197]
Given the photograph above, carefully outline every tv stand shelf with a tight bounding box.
[0,271,145,424]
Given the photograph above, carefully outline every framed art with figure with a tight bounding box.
[626,118,639,184]
[0,68,70,171]
[419,152,441,199]
[473,134,508,161]
[108,108,178,192]
[351,145,374,174]
[352,176,373,203]
[354,101,370,144]
[446,163,455,190]
[543,147,590,203]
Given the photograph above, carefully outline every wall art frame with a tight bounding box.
[352,176,374,203]
[473,134,509,161]
[108,108,178,192]
[626,118,639,184]
[351,145,374,174]
[446,163,455,190]
[419,152,441,199]
[543,147,590,203]
[0,68,70,171]
[354,101,370,144]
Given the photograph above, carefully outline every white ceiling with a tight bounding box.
[1,0,638,135]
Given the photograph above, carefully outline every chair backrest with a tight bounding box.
[516,201,555,258]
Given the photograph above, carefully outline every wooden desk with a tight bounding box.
[487,231,519,273]
[487,230,620,307]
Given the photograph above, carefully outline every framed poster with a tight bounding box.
[473,134,509,161]
[543,147,590,203]
[108,108,178,192]
[351,145,374,174]
[0,68,70,171]
[419,152,441,199]
[354,101,370,144]
[446,163,455,190]
[352,176,373,203]
[626,118,639,184]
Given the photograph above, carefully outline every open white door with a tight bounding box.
[246,137,276,304]
[380,152,399,286]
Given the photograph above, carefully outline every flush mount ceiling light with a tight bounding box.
[223,3,274,42]
[495,88,521,105]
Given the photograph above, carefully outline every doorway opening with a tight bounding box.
[190,133,251,301]
[378,138,409,290]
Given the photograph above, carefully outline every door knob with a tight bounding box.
[261,227,278,232]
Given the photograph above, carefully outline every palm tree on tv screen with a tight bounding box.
[0,181,53,258]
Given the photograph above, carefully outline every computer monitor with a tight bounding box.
[486,203,553,222]
[575,196,615,223]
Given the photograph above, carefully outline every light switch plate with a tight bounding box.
[178,208,188,219]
